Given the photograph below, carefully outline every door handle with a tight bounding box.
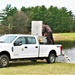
[35,46,38,48]
[25,46,27,48]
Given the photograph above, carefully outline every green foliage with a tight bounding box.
[30,5,47,21]
[0,4,75,34]
[2,4,18,27]
[29,6,74,33]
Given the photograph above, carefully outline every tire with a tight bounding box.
[46,53,56,63]
[0,55,9,68]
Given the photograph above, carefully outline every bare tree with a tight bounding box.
[12,11,29,34]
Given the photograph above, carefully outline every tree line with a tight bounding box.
[0,4,75,34]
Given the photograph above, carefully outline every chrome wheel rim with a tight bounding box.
[1,58,7,66]
[50,56,54,62]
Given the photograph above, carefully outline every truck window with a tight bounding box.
[0,35,17,43]
[27,37,36,44]
[15,37,26,44]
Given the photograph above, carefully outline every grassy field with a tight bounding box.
[53,33,75,41]
[0,60,75,75]
[53,33,75,49]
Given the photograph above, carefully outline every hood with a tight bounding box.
[0,43,12,48]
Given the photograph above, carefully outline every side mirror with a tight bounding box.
[14,41,22,46]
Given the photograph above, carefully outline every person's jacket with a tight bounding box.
[42,25,52,33]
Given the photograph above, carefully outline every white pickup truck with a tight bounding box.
[0,34,62,67]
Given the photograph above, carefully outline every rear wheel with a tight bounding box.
[46,53,56,63]
[0,55,9,68]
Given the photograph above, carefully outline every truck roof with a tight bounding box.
[3,34,36,37]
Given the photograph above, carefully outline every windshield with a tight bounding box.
[0,35,17,43]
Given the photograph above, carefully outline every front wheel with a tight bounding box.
[46,53,56,63]
[0,55,9,68]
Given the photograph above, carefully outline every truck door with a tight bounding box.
[13,36,39,58]
[24,37,39,57]
[13,37,27,58]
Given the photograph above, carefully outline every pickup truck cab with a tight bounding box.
[0,34,62,67]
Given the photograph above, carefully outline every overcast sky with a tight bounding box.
[0,0,75,14]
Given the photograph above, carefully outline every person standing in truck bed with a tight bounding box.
[42,24,54,44]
